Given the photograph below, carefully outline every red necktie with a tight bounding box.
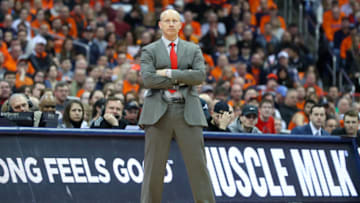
[168,42,177,93]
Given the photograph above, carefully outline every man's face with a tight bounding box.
[124,108,139,123]
[304,102,315,116]
[0,81,11,99]
[285,91,298,107]
[54,86,69,103]
[40,98,56,113]
[328,87,339,100]
[325,119,337,134]
[260,102,273,119]
[344,116,359,137]
[159,10,181,40]
[230,85,242,101]
[240,113,258,128]
[4,74,16,88]
[35,43,45,54]
[105,100,123,119]
[10,96,29,112]
[309,107,326,129]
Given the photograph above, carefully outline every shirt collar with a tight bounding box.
[162,36,179,47]
[309,121,321,135]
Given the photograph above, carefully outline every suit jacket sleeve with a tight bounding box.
[140,47,174,89]
[171,45,206,85]
[291,127,300,135]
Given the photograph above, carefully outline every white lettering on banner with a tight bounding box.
[7,158,27,183]
[69,158,87,183]
[57,158,74,183]
[271,149,295,196]
[311,150,329,196]
[258,148,282,196]
[127,158,143,184]
[82,158,99,183]
[0,158,10,184]
[24,157,42,183]
[0,157,42,184]
[95,158,110,183]
[44,158,58,183]
[228,147,252,197]
[331,150,358,196]
[205,147,222,196]
[164,160,173,183]
[113,158,130,183]
[244,147,268,197]
[318,150,342,196]
[291,149,322,196]
[211,147,237,197]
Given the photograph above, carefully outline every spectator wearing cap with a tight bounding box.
[273,50,299,85]
[15,56,34,89]
[205,101,232,132]
[200,85,215,99]
[228,105,262,133]
[256,99,276,134]
[238,41,252,66]
[123,101,140,126]
[77,26,101,65]
[29,36,54,72]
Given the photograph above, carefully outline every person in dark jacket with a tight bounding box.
[332,110,360,141]
[205,101,232,132]
[90,97,126,129]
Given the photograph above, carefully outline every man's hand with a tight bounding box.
[103,113,119,126]
[218,112,232,130]
[156,69,168,77]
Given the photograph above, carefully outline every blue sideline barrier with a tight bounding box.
[0,127,360,203]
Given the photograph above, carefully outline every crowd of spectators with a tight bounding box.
[0,0,359,140]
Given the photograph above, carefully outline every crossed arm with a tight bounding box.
[140,46,206,89]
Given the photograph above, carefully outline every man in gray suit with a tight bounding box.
[139,9,215,203]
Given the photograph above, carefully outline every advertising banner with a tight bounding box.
[0,128,359,202]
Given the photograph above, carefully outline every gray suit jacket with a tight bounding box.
[139,38,207,127]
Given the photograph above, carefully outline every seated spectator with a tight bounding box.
[325,116,339,134]
[279,89,299,127]
[29,36,54,72]
[322,4,346,42]
[15,56,34,89]
[205,101,232,132]
[8,93,30,113]
[123,101,140,126]
[61,100,88,128]
[256,99,276,133]
[332,110,360,140]
[228,105,262,133]
[38,92,57,113]
[288,99,316,130]
[54,82,70,114]
[90,97,126,129]
[291,104,329,136]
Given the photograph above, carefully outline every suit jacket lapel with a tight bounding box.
[156,39,171,67]
[177,39,185,69]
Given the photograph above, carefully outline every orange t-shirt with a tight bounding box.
[249,0,277,13]
[180,21,202,37]
[15,74,34,89]
[123,79,139,95]
[322,10,346,41]
[288,111,309,130]
[340,35,352,59]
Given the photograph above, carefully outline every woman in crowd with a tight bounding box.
[61,100,88,128]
